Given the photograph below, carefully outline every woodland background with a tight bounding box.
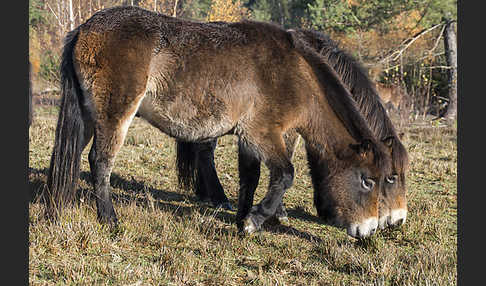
[29,0,457,122]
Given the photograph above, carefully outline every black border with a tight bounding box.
[4,0,29,284]
[457,1,479,285]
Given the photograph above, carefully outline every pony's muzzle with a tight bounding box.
[378,208,407,229]
[389,208,407,227]
[347,217,378,238]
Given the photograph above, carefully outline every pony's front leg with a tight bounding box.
[243,162,294,234]
[272,130,301,224]
[236,139,288,228]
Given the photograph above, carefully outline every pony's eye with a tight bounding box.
[386,174,398,184]
[361,177,375,191]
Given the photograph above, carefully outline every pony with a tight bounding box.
[46,6,392,238]
[177,28,409,230]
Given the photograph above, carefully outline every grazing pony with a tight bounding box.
[177,28,409,229]
[46,6,392,238]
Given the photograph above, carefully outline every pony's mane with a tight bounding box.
[293,29,408,173]
[289,31,390,172]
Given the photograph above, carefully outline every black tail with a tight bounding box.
[46,28,85,217]
[175,141,199,192]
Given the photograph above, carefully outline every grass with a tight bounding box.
[29,102,457,285]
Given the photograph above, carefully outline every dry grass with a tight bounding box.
[29,103,457,285]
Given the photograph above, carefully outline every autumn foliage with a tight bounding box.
[29,0,456,119]
[207,0,250,22]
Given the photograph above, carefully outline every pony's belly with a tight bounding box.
[137,96,235,142]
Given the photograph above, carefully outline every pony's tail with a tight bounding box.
[175,141,198,192]
[46,27,84,218]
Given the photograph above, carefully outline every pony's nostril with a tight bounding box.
[370,227,377,235]
[396,218,404,226]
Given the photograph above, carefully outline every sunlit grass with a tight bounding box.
[29,103,457,285]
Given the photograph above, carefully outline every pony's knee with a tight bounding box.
[281,164,294,190]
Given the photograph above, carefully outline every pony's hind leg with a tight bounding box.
[89,112,138,224]
[236,140,262,231]
[195,139,232,210]
[86,87,144,224]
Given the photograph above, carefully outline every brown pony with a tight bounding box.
[46,6,392,238]
[178,28,409,230]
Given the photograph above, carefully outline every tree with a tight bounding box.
[207,0,250,22]
[307,0,421,33]
[442,17,457,121]
[417,0,457,120]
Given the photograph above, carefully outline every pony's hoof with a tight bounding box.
[216,202,233,211]
[243,217,258,234]
[277,216,289,225]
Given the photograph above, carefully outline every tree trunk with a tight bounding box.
[78,0,82,25]
[68,0,75,31]
[173,0,178,17]
[442,18,457,121]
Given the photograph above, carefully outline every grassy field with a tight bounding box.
[29,102,457,285]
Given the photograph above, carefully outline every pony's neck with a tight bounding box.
[299,97,356,162]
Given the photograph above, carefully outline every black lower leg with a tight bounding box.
[93,158,117,224]
[236,143,261,230]
[195,139,230,208]
[244,163,294,232]
[275,201,288,222]
[90,140,117,225]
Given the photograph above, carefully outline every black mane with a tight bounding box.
[293,29,409,173]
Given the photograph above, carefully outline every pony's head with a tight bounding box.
[307,138,392,238]
[378,136,409,229]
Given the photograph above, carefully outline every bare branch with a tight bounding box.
[46,2,63,28]
[379,23,444,65]
[173,0,178,17]
[427,23,447,56]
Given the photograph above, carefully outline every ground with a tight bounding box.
[29,100,457,285]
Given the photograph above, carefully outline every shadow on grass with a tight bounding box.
[285,206,322,225]
[28,167,235,224]
[28,167,324,242]
[28,167,48,203]
[262,217,323,244]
